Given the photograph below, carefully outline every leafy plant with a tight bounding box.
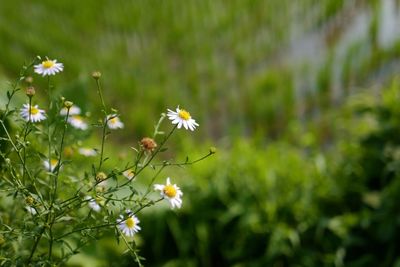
[0,57,213,266]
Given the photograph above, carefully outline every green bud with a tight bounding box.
[96,172,107,182]
[92,71,101,79]
[64,101,73,108]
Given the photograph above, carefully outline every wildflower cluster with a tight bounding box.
[0,56,213,266]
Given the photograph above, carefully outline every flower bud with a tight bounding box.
[25,196,35,206]
[64,101,73,108]
[25,76,33,84]
[92,71,101,80]
[95,196,105,206]
[96,172,107,182]
[209,146,217,154]
[63,147,74,158]
[25,86,36,97]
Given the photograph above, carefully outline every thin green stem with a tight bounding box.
[55,222,117,240]
[154,151,215,167]
[1,59,35,121]
[22,96,33,184]
[28,226,46,263]
[134,198,163,215]
[152,113,166,139]
[141,165,166,200]
[98,119,108,171]
[52,107,70,204]
[118,125,177,188]
[48,226,54,261]
[46,76,53,202]
[1,88,19,121]
[94,78,108,172]
[95,79,107,114]
[118,229,143,267]
[0,120,45,204]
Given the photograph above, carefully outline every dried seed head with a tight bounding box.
[140,137,157,152]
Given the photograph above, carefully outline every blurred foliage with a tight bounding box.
[133,80,400,267]
[1,0,390,142]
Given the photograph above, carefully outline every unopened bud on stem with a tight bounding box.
[92,71,101,80]
[64,101,73,109]
[25,86,35,97]
[209,147,217,154]
[25,76,33,84]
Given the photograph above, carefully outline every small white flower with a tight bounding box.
[167,107,199,131]
[68,115,88,130]
[43,159,59,172]
[107,114,124,129]
[60,105,81,116]
[20,104,46,123]
[117,211,141,237]
[78,147,97,157]
[154,177,183,209]
[26,206,37,215]
[34,58,64,76]
[85,196,101,212]
[123,169,135,180]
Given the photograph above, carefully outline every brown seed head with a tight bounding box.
[140,137,157,152]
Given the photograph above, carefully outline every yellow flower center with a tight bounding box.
[125,217,135,228]
[42,60,55,69]
[163,185,177,198]
[30,106,39,115]
[110,117,118,124]
[73,115,83,121]
[50,159,58,166]
[178,109,191,121]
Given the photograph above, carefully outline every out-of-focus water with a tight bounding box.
[283,0,400,117]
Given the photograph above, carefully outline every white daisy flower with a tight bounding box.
[117,211,141,237]
[34,58,64,76]
[43,159,59,172]
[20,104,46,123]
[167,107,199,131]
[26,206,37,215]
[85,196,101,212]
[123,169,135,180]
[60,105,81,116]
[78,147,97,157]
[68,115,88,130]
[107,114,124,129]
[154,177,183,209]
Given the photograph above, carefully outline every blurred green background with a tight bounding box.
[2,0,400,266]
